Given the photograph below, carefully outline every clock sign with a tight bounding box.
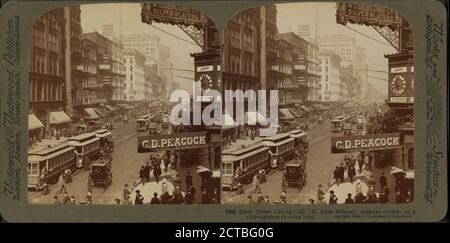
[198,73,213,89]
[390,74,407,96]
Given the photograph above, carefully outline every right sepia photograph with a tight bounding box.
[221,2,414,204]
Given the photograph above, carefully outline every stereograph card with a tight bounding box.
[0,0,447,223]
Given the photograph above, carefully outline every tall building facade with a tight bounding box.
[82,32,115,102]
[274,37,294,107]
[355,46,368,102]
[223,7,261,94]
[277,32,310,105]
[319,50,341,102]
[306,38,320,102]
[318,34,356,69]
[100,25,126,101]
[260,5,278,91]
[29,8,66,131]
[73,37,101,108]
[65,6,82,118]
[122,33,161,73]
[123,49,146,101]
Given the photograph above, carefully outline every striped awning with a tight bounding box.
[29,114,44,130]
[83,108,100,120]
[49,111,72,125]
[279,108,295,120]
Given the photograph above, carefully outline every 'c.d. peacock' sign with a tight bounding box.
[331,133,402,154]
[138,132,208,153]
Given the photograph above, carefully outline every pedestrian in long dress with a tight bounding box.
[281,173,287,193]
[252,174,261,194]
[57,173,66,194]
[339,163,346,183]
[144,162,151,183]
[317,184,325,203]
[185,171,193,191]
[139,166,146,186]
[333,166,340,186]
[379,173,387,191]
[154,164,162,183]
[347,165,356,184]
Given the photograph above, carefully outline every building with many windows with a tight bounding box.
[223,7,261,94]
[29,8,67,133]
[318,34,356,69]
[122,33,161,74]
[124,49,146,101]
[82,32,115,102]
[319,50,341,102]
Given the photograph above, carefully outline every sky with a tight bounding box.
[80,3,202,93]
[276,2,398,95]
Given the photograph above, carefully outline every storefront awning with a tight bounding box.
[245,111,267,125]
[288,108,302,118]
[279,108,295,120]
[29,114,44,130]
[300,106,311,112]
[93,107,107,117]
[49,111,72,125]
[104,105,116,112]
[83,108,100,120]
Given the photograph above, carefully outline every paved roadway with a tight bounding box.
[222,120,348,204]
[28,119,205,204]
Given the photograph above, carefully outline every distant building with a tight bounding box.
[297,25,310,38]
[318,34,356,70]
[74,37,100,108]
[355,46,368,102]
[122,33,161,73]
[277,32,309,105]
[274,37,294,107]
[319,50,341,102]
[124,49,146,101]
[305,38,320,102]
[82,32,115,102]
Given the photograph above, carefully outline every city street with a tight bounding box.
[28,118,205,204]
[222,120,348,204]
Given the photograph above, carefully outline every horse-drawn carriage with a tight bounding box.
[284,158,307,191]
[90,159,112,191]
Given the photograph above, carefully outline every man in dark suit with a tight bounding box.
[150,193,160,204]
[345,193,355,204]
[134,190,144,205]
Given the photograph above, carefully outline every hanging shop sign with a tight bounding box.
[141,3,208,29]
[138,132,208,153]
[336,3,403,30]
[331,133,401,154]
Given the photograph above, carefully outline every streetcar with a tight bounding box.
[331,116,347,132]
[136,114,152,132]
[222,140,270,190]
[28,140,76,189]
[262,133,295,169]
[93,129,115,152]
[67,133,101,169]
[288,129,309,160]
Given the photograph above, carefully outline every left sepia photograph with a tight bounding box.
[27,3,222,205]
